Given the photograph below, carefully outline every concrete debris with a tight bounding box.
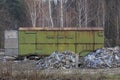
[36,51,79,69]
[84,46,120,68]
[35,46,120,69]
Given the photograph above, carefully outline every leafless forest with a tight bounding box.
[0,0,120,48]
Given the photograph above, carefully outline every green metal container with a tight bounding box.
[18,27,104,56]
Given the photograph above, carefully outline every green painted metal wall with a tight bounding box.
[18,28,104,56]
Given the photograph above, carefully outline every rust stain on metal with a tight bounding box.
[19,27,104,31]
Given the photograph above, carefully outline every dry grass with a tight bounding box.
[0,61,120,80]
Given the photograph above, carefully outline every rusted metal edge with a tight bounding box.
[19,27,104,31]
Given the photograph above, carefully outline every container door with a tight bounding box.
[76,31,94,56]
[94,31,104,49]
[19,31,36,55]
[57,31,75,52]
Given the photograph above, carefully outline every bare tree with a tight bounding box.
[77,0,99,27]
[25,0,55,27]
[48,0,54,27]
[60,0,64,27]
[25,0,38,27]
[102,0,106,28]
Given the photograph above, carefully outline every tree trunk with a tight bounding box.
[60,0,64,27]
[48,0,54,28]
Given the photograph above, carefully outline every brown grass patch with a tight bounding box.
[0,61,120,80]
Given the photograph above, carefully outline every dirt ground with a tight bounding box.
[0,59,120,80]
[0,50,120,80]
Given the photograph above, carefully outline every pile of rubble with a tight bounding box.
[84,46,120,68]
[36,51,79,69]
[36,46,120,69]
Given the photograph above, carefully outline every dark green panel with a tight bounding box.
[77,44,94,52]
[77,43,104,56]
[37,31,57,43]
[57,44,75,52]
[77,44,94,56]
[94,31,104,43]
[19,31,25,43]
[19,44,36,55]
[57,31,75,43]
[94,44,104,49]
[19,31,36,43]
[24,34,36,43]
[36,44,57,55]
[77,31,94,43]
